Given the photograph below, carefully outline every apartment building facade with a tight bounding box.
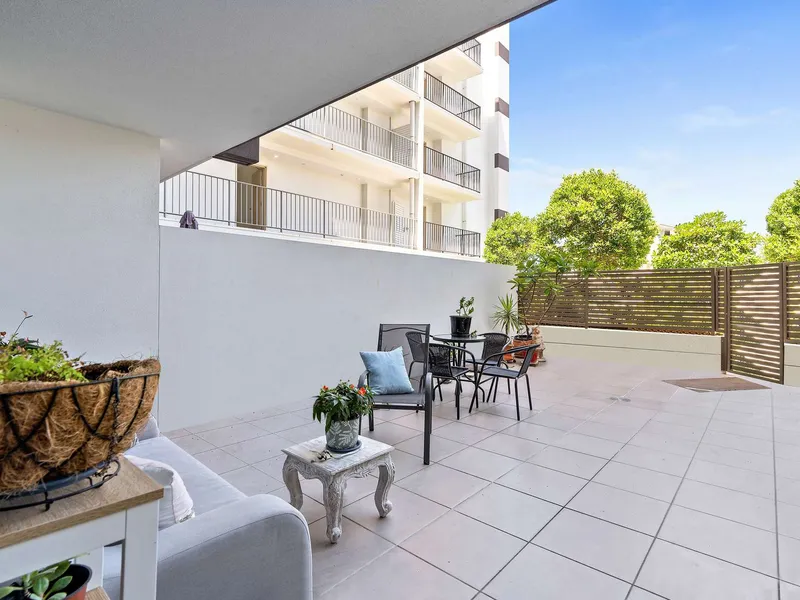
[160,26,510,258]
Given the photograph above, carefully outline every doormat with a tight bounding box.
[664,377,769,392]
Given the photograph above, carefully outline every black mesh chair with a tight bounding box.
[428,342,475,420]
[405,331,429,384]
[359,324,434,464]
[468,344,539,421]
[464,332,511,394]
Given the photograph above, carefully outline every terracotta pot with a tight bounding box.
[510,335,532,359]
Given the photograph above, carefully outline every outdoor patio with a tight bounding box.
[165,356,800,600]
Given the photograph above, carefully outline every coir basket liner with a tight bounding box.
[0,359,160,494]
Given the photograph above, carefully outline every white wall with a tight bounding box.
[0,99,160,362]
[158,226,513,429]
[784,343,800,387]
[540,326,723,373]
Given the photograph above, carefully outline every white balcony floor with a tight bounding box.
[165,356,800,599]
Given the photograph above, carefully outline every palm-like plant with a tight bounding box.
[491,294,521,337]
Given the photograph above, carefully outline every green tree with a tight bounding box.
[764,180,800,262]
[534,169,658,270]
[651,211,761,268]
[484,212,538,265]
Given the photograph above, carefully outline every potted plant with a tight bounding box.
[0,312,160,494]
[511,252,597,364]
[491,294,521,361]
[0,559,91,600]
[450,296,475,337]
[312,381,374,453]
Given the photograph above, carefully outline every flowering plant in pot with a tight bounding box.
[0,559,91,600]
[450,296,475,337]
[312,382,374,452]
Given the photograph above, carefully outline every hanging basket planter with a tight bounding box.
[0,359,160,495]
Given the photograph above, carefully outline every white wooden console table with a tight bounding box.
[0,457,163,599]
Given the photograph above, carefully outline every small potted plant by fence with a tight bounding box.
[312,382,374,453]
[0,559,91,600]
[450,296,475,337]
[491,294,521,361]
[511,252,597,364]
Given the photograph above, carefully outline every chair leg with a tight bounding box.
[485,378,495,403]
[368,409,375,432]
[514,380,521,421]
[437,379,443,403]
[507,379,511,394]
[455,380,461,420]
[423,391,432,465]
[526,373,533,410]
[493,379,499,403]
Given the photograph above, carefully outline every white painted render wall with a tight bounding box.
[784,343,800,386]
[0,99,160,362]
[539,326,723,373]
[157,226,514,429]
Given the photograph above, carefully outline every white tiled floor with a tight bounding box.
[164,356,800,599]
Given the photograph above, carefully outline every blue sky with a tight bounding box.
[509,0,800,233]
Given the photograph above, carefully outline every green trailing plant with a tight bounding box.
[455,297,475,317]
[0,312,86,383]
[511,252,597,335]
[312,381,374,432]
[0,559,73,600]
[491,294,521,337]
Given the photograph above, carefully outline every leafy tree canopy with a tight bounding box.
[651,211,761,269]
[764,180,800,263]
[484,212,538,266]
[534,169,658,270]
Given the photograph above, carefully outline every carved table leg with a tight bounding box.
[375,454,395,517]
[323,475,346,543]
[282,457,303,510]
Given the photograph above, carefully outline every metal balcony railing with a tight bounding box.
[391,65,419,91]
[289,105,416,168]
[424,73,481,129]
[423,222,481,257]
[159,171,416,249]
[424,147,480,193]
[458,39,481,65]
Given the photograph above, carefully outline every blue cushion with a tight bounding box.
[359,347,415,395]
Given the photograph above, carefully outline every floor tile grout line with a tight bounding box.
[624,389,723,600]
[771,386,783,600]
[475,379,652,597]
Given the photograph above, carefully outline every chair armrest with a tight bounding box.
[123,495,311,600]
[358,370,369,388]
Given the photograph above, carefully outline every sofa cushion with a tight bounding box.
[126,436,245,516]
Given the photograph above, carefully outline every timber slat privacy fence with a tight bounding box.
[519,263,800,384]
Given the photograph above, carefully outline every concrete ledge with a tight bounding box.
[784,343,800,386]
[539,325,722,372]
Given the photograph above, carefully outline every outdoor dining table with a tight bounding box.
[430,333,486,367]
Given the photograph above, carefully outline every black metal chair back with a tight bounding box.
[517,344,539,376]
[480,333,510,365]
[377,324,430,387]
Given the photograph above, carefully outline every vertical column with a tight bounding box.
[410,85,425,250]
[360,183,368,242]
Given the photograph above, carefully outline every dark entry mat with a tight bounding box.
[664,377,769,392]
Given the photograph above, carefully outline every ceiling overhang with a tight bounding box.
[0,0,554,178]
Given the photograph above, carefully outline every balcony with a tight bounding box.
[423,221,481,257]
[423,73,481,141]
[425,39,483,81]
[458,39,482,65]
[263,105,416,185]
[159,171,416,249]
[423,146,481,203]
[355,66,420,112]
